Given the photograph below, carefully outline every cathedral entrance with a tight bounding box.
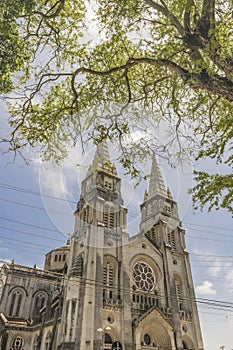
[134,309,174,350]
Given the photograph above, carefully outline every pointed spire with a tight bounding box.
[87,140,117,176]
[93,139,111,165]
[167,187,173,200]
[148,155,167,198]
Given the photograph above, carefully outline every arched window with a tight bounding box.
[105,333,113,344]
[33,292,47,317]
[103,261,114,287]
[104,205,115,229]
[9,289,24,318]
[80,205,89,226]
[175,278,183,309]
[145,226,158,245]
[83,205,89,223]
[167,227,176,250]
[104,333,113,350]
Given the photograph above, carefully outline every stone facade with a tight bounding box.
[0,143,204,350]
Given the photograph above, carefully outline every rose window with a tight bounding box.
[133,262,155,291]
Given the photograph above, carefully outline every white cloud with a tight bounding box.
[195,280,216,295]
[225,269,233,292]
[209,260,222,277]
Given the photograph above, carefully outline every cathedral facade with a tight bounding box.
[0,143,204,350]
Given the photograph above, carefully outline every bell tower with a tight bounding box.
[140,155,179,233]
[138,155,204,350]
[58,141,129,350]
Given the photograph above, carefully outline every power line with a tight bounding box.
[192,265,233,268]
[190,253,233,258]
[186,227,233,239]
[0,234,55,249]
[3,194,233,238]
[0,225,65,243]
[0,197,72,216]
[0,216,68,236]
[1,260,233,312]
[0,181,232,233]
[1,216,232,262]
[187,234,233,244]
[191,259,233,263]
[0,243,45,256]
[0,215,231,245]
[183,222,233,232]
[0,182,77,204]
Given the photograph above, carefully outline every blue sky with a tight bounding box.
[0,101,233,350]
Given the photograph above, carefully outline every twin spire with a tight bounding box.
[87,141,172,200]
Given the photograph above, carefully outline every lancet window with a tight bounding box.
[33,291,47,317]
[167,227,176,250]
[103,261,114,287]
[82,205,89,223]
[175,278,183,309]
[104,204,115,229]
[9,288,25,318]
[145,226,158,245]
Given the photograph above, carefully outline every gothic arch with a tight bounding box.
[8,287,26,318]
[134,309,175,350]
[8,285,28,296]
[31,290,48,318]
[104,202,116,229]
[103,254,117,268]
[82,204,90,223]
[32,289,49,298]
[103,255,118,302]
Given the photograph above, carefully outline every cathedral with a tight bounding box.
[0,142,204,350]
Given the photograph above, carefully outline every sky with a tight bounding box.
[0,100,233,350]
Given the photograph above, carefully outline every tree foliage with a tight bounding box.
[0,0,35,93]
[1,0,233,213]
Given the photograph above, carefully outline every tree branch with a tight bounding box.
[143,0,185,36]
